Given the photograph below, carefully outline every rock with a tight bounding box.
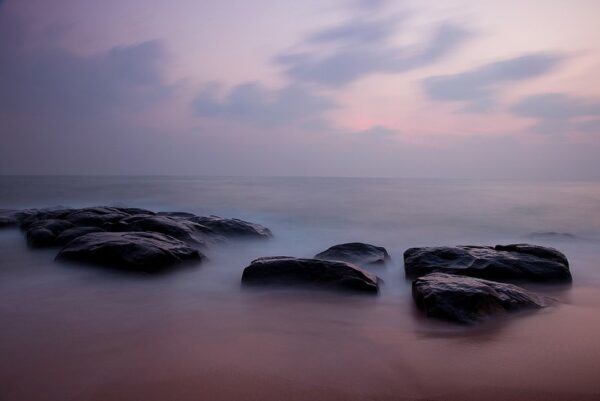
[189,216,272,238]
[113,207,155,216]
[17,207,154,231]
[315,242,389,266]
[241,256,379,294]
[115,215,209,244]
[26,219,75,247]
[412,273,545,324]
[157,211,197,218]
[404,244,571,282]
[56,232,204,271]
[19,209,74,230]
[63,208,130,227]
[55,226,105,245]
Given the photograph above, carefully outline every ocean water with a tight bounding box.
[1,176,600,401]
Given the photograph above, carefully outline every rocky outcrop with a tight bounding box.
[55,226,105,246]
[26,219,75,247]
[315,242,389,266]
[13,207,272,245]
[113,215,210,244]
[241,256,379,294]
[189,216,272,238]
[56,232,204,272]
[412,273,545,324]
[404,244,571,282]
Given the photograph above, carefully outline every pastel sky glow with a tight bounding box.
[1,0,600,178]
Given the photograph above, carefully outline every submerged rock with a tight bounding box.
[404,244,571,282]
[56,232,204,271]
[241,256,379,294]
[412,273,545,324]
[0,209,20,228]
[315,242,389,266]
[189,216,272,238]
[527,232,578,241]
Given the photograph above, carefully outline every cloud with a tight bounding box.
[192,82,337,128]
[355,125,399,139]
[422,53,562,112]
[0,40,170,117]
[0,4,177,174]
[275,15,471,87]
[308,17,397,45]
[510,93,600,135]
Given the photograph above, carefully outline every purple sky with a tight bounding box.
[1,0,599,178]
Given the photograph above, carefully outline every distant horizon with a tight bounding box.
[2,174,600,183]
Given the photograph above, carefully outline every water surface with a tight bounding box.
[1,176,600,400]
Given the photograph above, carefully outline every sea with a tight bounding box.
[1,176,599,401]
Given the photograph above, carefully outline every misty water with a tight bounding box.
[1,176,600,401]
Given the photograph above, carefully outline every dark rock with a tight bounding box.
[157,211,197,218]
[64,208,130,227]
[495,244,569,266]
[19,209,74,229]
[115,215,209,244]
[27,228,57,247]
[315,242,389,266]
[55,226,105,246]
[26,219,75,247]
[404,244,571,282]
[189,216,272,238]
[241,256,379,294]
[17,207,153,231]
[56,232,204,271]
[412,273,545,324]
[113,207,155,216]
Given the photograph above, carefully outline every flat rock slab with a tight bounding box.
[404,244,571,282]
[241,256,379,294]
[56,232,204,272]
[315,242,389,266]
[412,273,545,324]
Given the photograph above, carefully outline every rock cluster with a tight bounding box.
[3,206,271,272]
[1,209,574,325]
[405,244,571,324]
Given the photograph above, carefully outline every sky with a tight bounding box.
[1,0,599,179]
